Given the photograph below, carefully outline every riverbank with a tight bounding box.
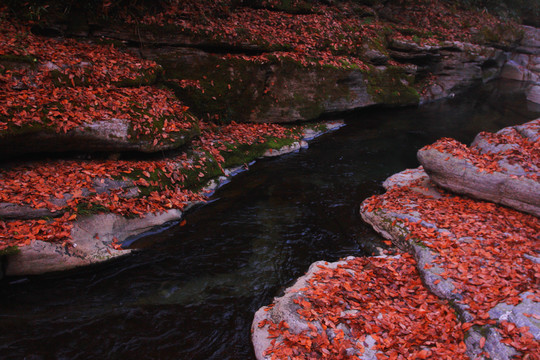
[0,119,344,277]
[253,119,539,359]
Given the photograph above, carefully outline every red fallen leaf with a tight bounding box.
[179,219,187,227]
[479,337,486,349]
[417,349,431,359]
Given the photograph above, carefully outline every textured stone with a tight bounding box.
[251,257,382,360]
[5,210,183,276]
[360,168,533,359]
[0,117,199,156]
[418,119,540,216]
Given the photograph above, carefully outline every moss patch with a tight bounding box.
[76,201,111,215]
[220,135,297,168]
[0,54,38,68]
[162,53,365,123]
[366,66,420,106]
[0,245,20,257]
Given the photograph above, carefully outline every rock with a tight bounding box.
[489,292,540,341]
[418,119,540,217]
[252,257,382,360]
[147,47,385,123]
[465,326,519,360]
[527,84,540,104]
[301,120,345,140]
[262,141,307,157]
[0,177,139,220]
[420,44,506,103]
[382,167,431,190]
[516,26,540,55]
[500,60,539,82]
[4,209,183,276]
[360,168,538,359]
[252,260,331,360]
[0,117,200,156]
[417,147,540,216]
[0,203,61,219]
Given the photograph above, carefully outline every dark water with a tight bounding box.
[1,80,539,360]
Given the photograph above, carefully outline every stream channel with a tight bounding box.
[1,80,539,360]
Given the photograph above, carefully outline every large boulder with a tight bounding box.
[0,116,200,156]
[0,28,200,156]
[417,119,540,216]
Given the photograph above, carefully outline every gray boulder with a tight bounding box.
[0,117,200,156]
[417,119,540,217]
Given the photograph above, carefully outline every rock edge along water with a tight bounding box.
[2,121,344,277]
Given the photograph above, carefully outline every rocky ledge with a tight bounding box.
[418,118,540,216]
[0,121,343,277]
[253,119,539,359]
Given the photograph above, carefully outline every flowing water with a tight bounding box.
[1,80,539,360]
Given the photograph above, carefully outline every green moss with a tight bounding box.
[162,54,265,123]
[161,51,368,123]
[413,240,429,249]
[49,69,92,87]
[0,54,38,67]
[113,67,162,87]
[0,246,20,257]
[0,101,68,137]
[220,136,297,168]
[366,66,420,106]
[179,152,224,191]
[476,23,524,45]
[0,120,52,138]
[76,202,111,215]
[120,168,173,196]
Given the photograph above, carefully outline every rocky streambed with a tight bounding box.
[253,119,540,359]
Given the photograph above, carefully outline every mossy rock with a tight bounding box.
[366,66,420,106]
[0,54,38,70]
[156,48,374,123]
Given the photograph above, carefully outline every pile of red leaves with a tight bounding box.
[363,180,540,357]
[261,254,468,359]
[0,18,194,141]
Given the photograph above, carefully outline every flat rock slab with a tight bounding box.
[5,210,182,276]
[417,118,540,216]
[360,168,539,359]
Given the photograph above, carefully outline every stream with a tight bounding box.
[1,80,539,360]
